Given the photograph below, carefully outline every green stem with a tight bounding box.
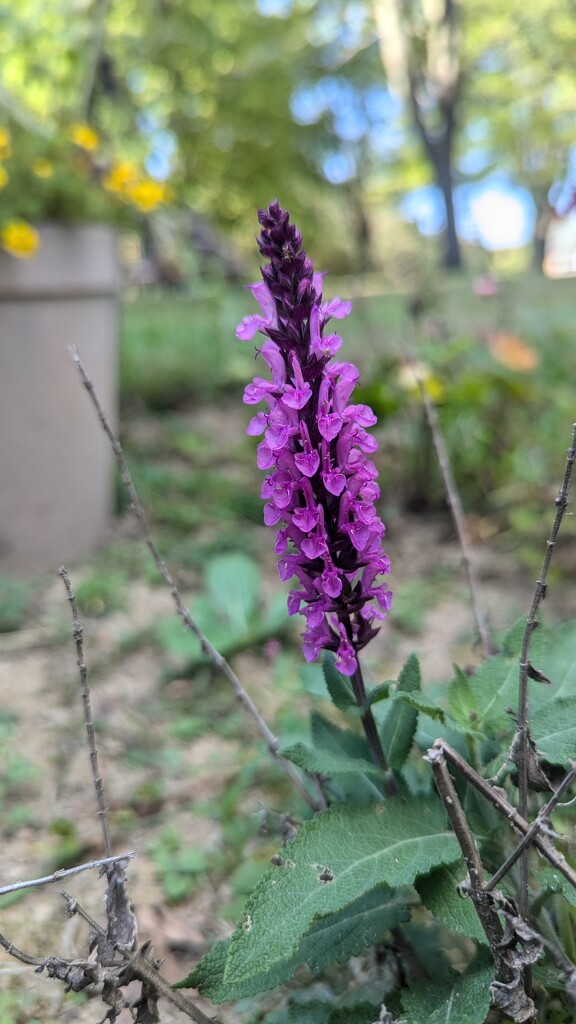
[350,659,397,796]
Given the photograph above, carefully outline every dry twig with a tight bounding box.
[0,853,134,896]
[71,346,324,812]
[515,423,576,921]
[432,740,576,891]
[413,360,493,657]
[60,565,113,859]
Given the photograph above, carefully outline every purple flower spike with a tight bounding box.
[236,201,391,675]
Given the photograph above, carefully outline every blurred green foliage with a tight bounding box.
[120,271,576,549]
[0,577,34,632]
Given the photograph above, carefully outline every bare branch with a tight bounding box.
[433,740,576,891]
[0,932,44,968]
[61,893,216,1023]
[128,946,217,1024]
[415,365,493,657]
[70,347,322,813]
[59,566,113,858]
[516,424,576,919]
[485,762,576,893]
[0,853,134,897]
[425,745,506,953]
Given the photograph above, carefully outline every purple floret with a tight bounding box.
[236,200,392,675]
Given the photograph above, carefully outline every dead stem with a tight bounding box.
[60,566,113,859]
[0,853,134,896]
[71,347,324,813]
[416,365,494,658]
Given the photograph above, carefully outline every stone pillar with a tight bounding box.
[0,224,119,573]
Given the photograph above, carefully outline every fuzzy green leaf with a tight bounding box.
[395,691,445,721]
[310,712,381,801]
[280,742,384,779]
[262,999,379,1024]
[206,552,261,633]
[467,621,576,735]
[416,863,487,944]
[322,652,357,711]
[531,696,576,765]
[179,887,412,1001]
[310,711,370,760]
[397,652,422,693]
[536,867,576,907]
[221,797,459,989]
[448,666,480,730]
[502,617,527,656]
[402,954,493,1023]
[364,681,392,708]
[380,654,421,769]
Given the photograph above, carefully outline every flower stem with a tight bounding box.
[350,658,397,796]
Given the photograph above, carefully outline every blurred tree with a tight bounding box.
[372,0,463,270]
[463,0,576,267]
[0,0,351,270]
[2,0,572,273]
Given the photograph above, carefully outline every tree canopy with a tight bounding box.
[1,0,574,269]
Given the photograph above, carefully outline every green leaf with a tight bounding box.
[502,617,527,656]
[280,742,384,779]
[309,711,382,801]
[467,621,576,735]
[381,654,421,769]
[401,954,493,1023]
[322,652,357,711]
[221,797,459,989]
[536,867,576,907]
[364,681,392,708]
[416,864,487,944]
[395,691,445,721]
[531,696,576,765]
[448,666,480,730]
[261,999,379,1024]
[179,887,413,1001]
[310,711,372,761]
[205,552,260,633]
[398,652,422,693]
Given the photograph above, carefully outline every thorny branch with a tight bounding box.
[71,347,324,813]
[413,360,494,658]
[484,761,576,893]
[515,423,576,922]
[433,740,576,891]
[426,747,539,1023]
[425,747,507,952]
[60,893,217,1024]
[0,853,135,896]
[60,565,113,860]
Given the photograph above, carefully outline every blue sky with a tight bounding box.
[401,177,538,250]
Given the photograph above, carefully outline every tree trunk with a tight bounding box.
[410,77,461,270]
[429,130,461,270]
[373,0,463,271]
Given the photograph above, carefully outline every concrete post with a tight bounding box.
[0,224,119,573]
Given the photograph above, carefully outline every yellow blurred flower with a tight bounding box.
[0,127,11,159]
[488,332,539,373]
[127,178,166,212]
[1,220,40,259]
[397,360,444,402]
[32,157,54,178]
[0,165,8,190]
[102,159,138,195]
[70,122,100,152]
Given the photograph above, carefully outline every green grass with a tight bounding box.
[120,284,256,410]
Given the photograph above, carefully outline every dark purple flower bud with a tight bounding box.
[236,201,392,675]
